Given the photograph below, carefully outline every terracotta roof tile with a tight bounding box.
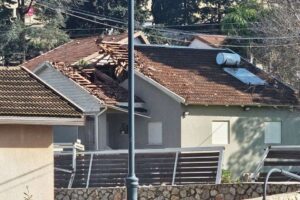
[23,35,142,105]
[135,45,298,106]
[99,43,298,106]
[24,36,99,70]
[0,67,82,118]
[51,63,136,105]
[24,32,148,71]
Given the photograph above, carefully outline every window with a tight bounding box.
[212,121,229,144]
[264,122,281,144]
[148,122,163,145]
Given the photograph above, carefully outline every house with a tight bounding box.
[95,43,299,178]
[24,35,299,178]
[188,34,227,49]
[23,33,150,151]
[0,66,84,200]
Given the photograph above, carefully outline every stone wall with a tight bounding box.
[55,183,300,200]
[248,192,300,200]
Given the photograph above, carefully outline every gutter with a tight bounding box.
[0,116,85,126]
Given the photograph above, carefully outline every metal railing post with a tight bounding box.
[68,144,77,188]
[86,153,94,188]
[172,151,179,185]
[252,146,270,181]
[215,148,224,184]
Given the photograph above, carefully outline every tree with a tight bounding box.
[0,0,80,65]
[199,0,240,23]
[66,0,150,36]
[151,0,201,25]
[221,0,261,36]
[250,1,300,90]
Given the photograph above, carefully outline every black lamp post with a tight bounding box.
[126,0,138,199]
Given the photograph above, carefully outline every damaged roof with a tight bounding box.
[136,46,298,106]
[0,67,83,118]
[100,43,299,106]
[51,62,139,105]
[23,33,148,105]
[24,32,149,71]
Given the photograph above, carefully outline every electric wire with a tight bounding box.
[35,1,300,41]
[35,2,300,48]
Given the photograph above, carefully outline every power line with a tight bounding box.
[36,1,300,41]
[70,3,264,27]
[67,8,300,40]
[35,2,127,31]
[70,6,128,22]
[35,2,300,48]
[69,9,127,25]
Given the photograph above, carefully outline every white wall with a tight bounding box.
[189,38,214,49]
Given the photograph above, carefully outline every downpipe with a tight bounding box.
[263,168,300,200]
[94,106,107,150]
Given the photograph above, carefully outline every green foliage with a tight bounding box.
[152,0,201,25]
[200,0,240,23]
[221,169,233,183]
[151,0,239,25]
[66,0,150,34]
[221,0,263,36]
[0,0,77,64]
[75,59,89,70]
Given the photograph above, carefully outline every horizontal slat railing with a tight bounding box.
[253,146,300,182]
[55,146,224,188]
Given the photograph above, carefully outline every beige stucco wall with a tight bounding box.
[181,105,300,178]
[0,125,54,200]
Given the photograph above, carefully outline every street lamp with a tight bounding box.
[126,0,139,199]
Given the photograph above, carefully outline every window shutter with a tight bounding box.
[212,121,229,145]
[264,122,281,144]
[148,122,163,145]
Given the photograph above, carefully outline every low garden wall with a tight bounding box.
[55,183,300,200]
[248,191,300,200]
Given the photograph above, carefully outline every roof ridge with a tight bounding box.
[135,44,226,51]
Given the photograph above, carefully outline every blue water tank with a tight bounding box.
[216,53,241,66]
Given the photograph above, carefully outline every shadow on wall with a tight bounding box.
[0,163,52,195]
[227,117,265,179]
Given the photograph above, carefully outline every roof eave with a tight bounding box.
[184,102,299,108]
[107,105,151,118]
[0,116,85,126]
